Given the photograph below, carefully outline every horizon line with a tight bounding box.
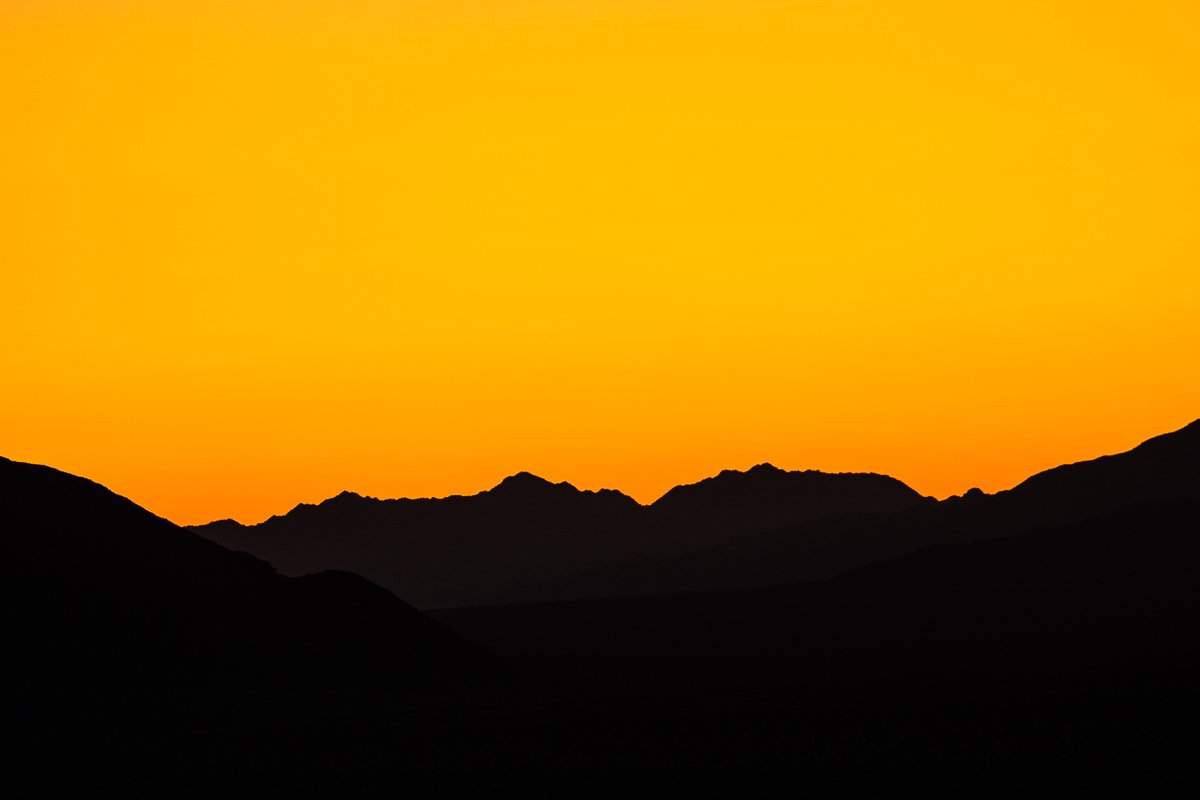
[167,417,1195,527]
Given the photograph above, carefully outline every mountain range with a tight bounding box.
[5,419,1199,794]
[193,419,1200,608]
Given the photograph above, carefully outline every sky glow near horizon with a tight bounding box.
[2,1,1197,523]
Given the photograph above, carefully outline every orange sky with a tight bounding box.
[2,1,1197,525]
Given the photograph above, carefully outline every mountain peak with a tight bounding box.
[652,464,925,521]
[491,472,566,495]
[713,463,784,481]
[315,490,371,509]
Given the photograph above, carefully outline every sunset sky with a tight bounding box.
[2,1,1197,525]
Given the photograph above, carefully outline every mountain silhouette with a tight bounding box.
[0,456,490,734]
[8,422,1200,795]
[647,463,929,550]
[498,419,1200,601]
[193,465,926,608]
[987,417,1200,523]
[193,421,1198,608]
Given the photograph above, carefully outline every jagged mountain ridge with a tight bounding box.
[194,420,1199,608]
[193,465,926,608]
[514,419,1200,601]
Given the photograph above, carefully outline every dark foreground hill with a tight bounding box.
[0,456,490,736]
[426,500,1200,796]
[435,502,1200,695]
[193,465,925,608]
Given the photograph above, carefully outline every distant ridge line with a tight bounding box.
[180,417,1199,609]
[191,462,925,529]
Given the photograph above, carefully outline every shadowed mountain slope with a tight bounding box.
[0,456,489,731]
[434,501,1200,705]
[192,466,926,608]
[990,417,1200,524]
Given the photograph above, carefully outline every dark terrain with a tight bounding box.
[192,466,926,608]
[0,458,491,746]
[193,421,1200,608]
[4,420,1199,795]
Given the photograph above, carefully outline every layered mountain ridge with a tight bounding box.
[191,419,1199,609]
[193,464,927,608]
[5,420,1200,794]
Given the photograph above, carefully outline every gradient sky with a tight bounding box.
[2,1,1197,525]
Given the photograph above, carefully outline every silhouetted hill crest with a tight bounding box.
[651,464,928,516]
[488,471,576,500]
[715,462,785,479]
[256,475,641,529]
[0,456,491,731]
[986,418,1200,526]
[944,487,989,505]
[484,473,644,510]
